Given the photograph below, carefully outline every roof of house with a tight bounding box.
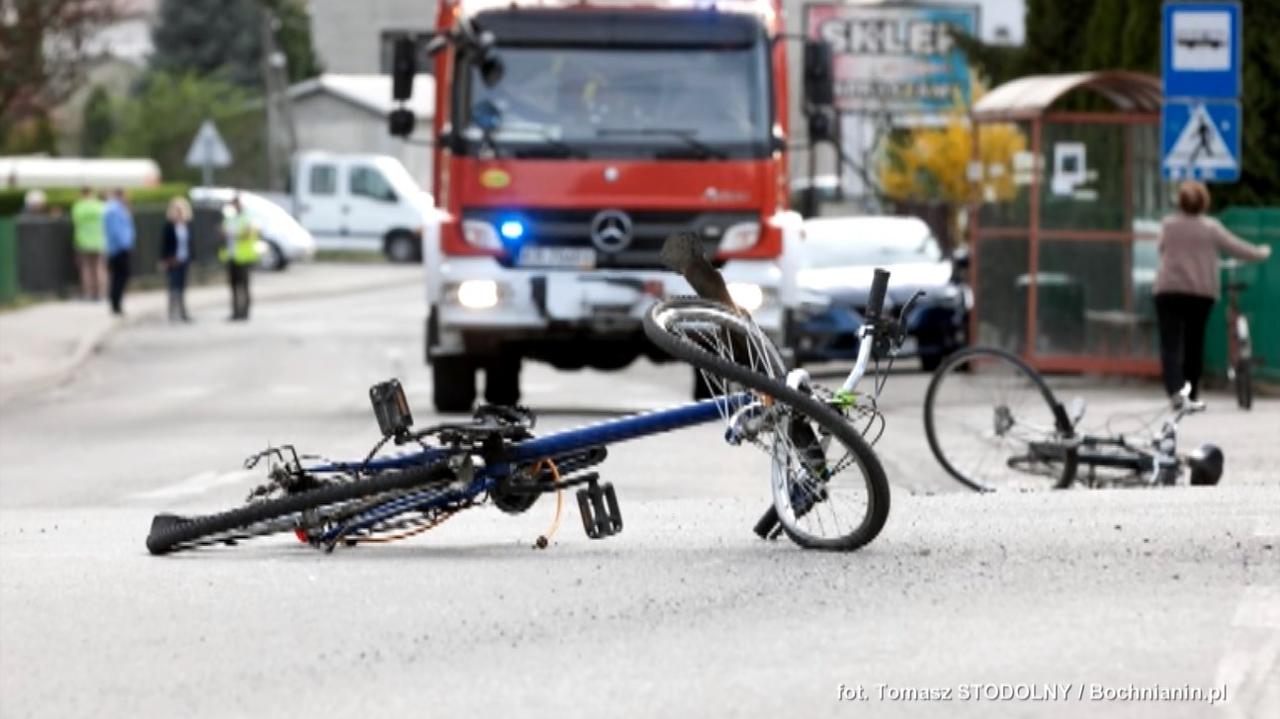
[288,74,434,118]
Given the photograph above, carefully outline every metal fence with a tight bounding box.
[2,207,224,300]
[0,218,17,304]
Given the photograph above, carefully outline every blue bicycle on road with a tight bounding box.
[147,236,917,554]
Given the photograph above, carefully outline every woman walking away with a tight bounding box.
[1155,181,1271,408]
[160,197,194,322]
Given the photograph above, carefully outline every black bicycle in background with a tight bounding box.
[1222,259,1255,410]
[923,347,1225,491]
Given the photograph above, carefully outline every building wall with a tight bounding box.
[308,0,438,74]
[291,94,433,189]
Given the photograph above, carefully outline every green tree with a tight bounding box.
[957,0,1279,205]
[106,72,267,187]
[1,113,59,155]
[149,0,321,89]
[80,86,115,157]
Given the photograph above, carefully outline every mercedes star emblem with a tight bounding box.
[590,209,633,253]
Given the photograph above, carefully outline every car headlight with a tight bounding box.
[461,220,503,251]
[727,282,765,312]
[456,279,499,309]
[719,222,760,254]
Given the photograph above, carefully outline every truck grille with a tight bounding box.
[463,208,758,269]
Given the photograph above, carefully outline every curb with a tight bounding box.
[0,269,422,404]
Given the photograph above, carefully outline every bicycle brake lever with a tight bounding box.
[894,290,926,346]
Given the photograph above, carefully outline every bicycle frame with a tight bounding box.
[1071,402,1201,485]
[312,329,882,478]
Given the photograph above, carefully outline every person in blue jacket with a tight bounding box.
[103,189,136,316]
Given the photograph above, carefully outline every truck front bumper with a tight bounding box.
[427,259,784,359]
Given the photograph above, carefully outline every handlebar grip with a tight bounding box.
[865,268,890,320]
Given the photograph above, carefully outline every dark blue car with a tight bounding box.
[787,216,970,371]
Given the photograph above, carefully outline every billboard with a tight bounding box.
[805,2,979,114]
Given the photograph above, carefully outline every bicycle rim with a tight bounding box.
[644,298,889,550]
[924,347,1076,491]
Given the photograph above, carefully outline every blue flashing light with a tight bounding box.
[499,219,525,241]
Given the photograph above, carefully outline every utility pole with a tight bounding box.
[259,3,297,191]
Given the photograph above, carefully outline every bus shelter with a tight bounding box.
[968,72,1166,374]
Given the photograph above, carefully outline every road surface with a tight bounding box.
[2,279,1277,718]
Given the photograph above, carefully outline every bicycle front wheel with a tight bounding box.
[145,460,456,554]
[644,298,890,551]
[924,346,1077,491]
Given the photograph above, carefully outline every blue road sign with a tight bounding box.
[1162,100,1240,182]
[1162,2,1242,99]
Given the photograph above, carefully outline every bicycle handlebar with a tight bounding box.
[865,268,890,320]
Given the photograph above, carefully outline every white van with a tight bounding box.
[190,187,317,271]
[290,151,431,262]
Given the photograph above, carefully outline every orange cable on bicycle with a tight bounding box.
[534,459,564,550]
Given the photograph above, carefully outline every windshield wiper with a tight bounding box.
[596,127,728,160]
[487,126,583,159]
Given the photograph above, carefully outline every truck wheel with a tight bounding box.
[484,356,521,407]
[385,230,420,263]
[432,356,476,413]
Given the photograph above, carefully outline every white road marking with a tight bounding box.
[1214,518,1280,719]
[129,470,254,501]
[1232,586,1280,630]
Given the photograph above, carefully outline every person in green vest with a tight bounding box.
[219,194,260,321]
[70,187,107,301]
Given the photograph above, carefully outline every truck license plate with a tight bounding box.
[518,246,596,269]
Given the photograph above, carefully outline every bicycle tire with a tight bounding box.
[924,346,1077,491]
[644,298,890,551]
[1235,359,1252,410]
[146,460,455,555]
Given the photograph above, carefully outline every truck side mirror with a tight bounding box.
[392,37,417,101]
[803,40,835,108]
[389,108,416,138]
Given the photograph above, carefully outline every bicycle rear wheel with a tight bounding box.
[644,298,890,551]
[1235,359,1252,410]
[924,346,1077,491]
[145,460,457,554]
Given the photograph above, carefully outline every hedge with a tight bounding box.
[0,183,191,217]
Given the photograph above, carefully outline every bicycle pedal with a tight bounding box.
[577,480,623,539]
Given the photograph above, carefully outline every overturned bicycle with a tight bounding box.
[145,235,926,554]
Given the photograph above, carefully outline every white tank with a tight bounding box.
[0,157,162,189]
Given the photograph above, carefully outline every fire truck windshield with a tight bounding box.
[458,43,771,160]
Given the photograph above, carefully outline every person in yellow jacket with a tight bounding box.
[219,194,260,321]
[70,187,108,301]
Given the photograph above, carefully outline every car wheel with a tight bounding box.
[920,352,943,373]
[259,241,287,272]
[385,231,420,264]
[432,356,477,413]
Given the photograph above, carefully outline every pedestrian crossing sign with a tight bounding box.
[1161,100,1240,182]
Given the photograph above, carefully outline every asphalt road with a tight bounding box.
[2,279,1277,718]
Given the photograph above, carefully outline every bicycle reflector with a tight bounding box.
[370,379,413,439]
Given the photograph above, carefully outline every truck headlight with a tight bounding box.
[457,279,499,309]
[727,282,765,312]
[461,220,502,251]
[719,222,760,254]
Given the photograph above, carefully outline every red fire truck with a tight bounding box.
[398,0,801,412]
